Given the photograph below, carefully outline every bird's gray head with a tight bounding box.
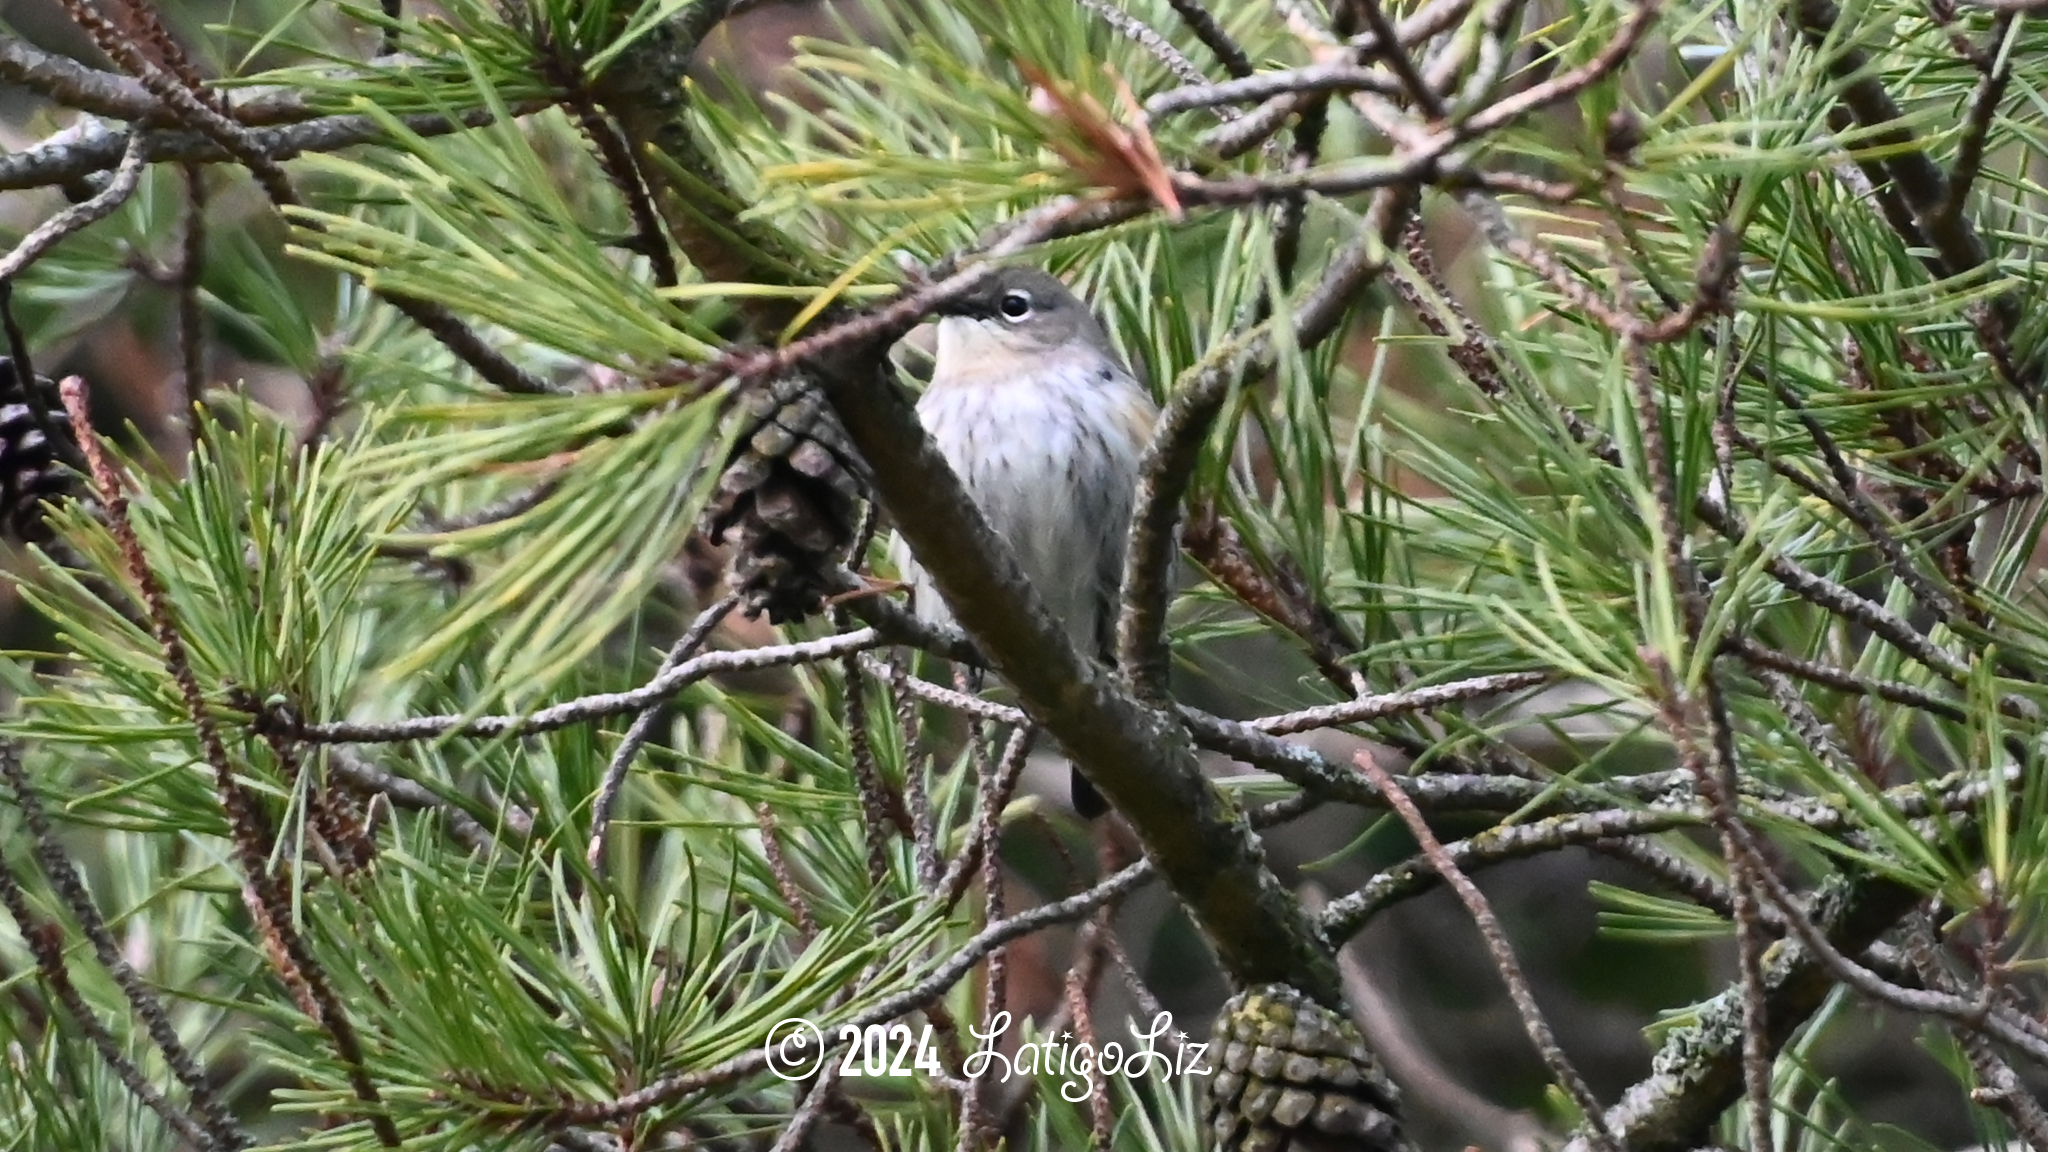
[931,267,1117,367]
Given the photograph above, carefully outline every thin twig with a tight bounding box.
[1065,902,1117,1149]
[1428,0,1522,104]
[1348,0,1447,118]
[964,776,1011,1152]
[1751,666,1860,786]
[0,31,419,127]
[1353,751,1622,1152]
[325,745,518,853]
[176,163,206,420]
[1271,83,1331,291]
[59,376,401,1147]
[864,660,1023,726]
[1322,807,1704,937]
[1903,919,2048,1152]
[1743,382,1961,627]
[756,803,820,943]
[76,24,559,400]
[415,480,562,534]
[1179,503,1363,692]
[0,743,248,1148]
[1589,837,1746,922]
[1724,801,2048,1065]
[107,0,219,110]
[1101,930,1183,1064]
[1309,883,1548,1152]
[0,848,220,1150]
[536,31,679,288]
[1665,672,2048,1073]
[0,105,514,192]
[1457,1,1659,136]
[268,729,373,877]
[876,660,1561,807]
[1192,704,2012,828]
[380,292,559,395]
[1198,90,1315,156]
[769,1060,847,1152]
[1618,195,1774,1149]
[1792,0,2033,396]
[59,0,291,202]
[1163,0,1253,78]
[0,282,65,452]
[1247,670,1551,735]
[842,652,906,890]
[885,656,942,880]
[1937,13,2015,229]
[1074,0,1213,89]
[1748,541,1972,683]
[585,593,740,873]
[1721,635,1966,721]
[1147,64,1405,116]
[295,629,885,743]
[0,31,163,118]
[1667,664,1778,1152]
[1561,864,1928,1151]
[941,723,1035,909]
[0,134,148,283]
[884,663,938,887]
[1120,190,1407,698]
[0,283,32,389]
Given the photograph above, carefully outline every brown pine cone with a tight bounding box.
[1205,984,1405,1152]
[701,374,868,623]
[0,359,76,543]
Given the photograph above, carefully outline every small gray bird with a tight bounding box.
[894,267,1158,816]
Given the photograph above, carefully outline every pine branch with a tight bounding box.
[813,333,1351,1003]
[593,5,822,327]
[0,106,510,191]
[1561,866,1929,1152]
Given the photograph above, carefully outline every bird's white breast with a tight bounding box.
[899,346,1155,658]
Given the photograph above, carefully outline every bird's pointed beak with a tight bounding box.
[931,295,985,320]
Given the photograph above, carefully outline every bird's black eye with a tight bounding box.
[997,290,1033,320]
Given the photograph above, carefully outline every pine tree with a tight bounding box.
[2,0,2047,1149]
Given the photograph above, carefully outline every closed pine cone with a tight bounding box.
[701,373,867,623]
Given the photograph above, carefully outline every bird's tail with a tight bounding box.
[1071,764,1108,818]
